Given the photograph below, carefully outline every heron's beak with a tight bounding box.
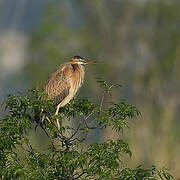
[85,60,98,64]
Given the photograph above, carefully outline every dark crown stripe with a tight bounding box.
[73,55,84,59]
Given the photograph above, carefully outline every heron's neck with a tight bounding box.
[72,64,84,74]
[71,64,85,91]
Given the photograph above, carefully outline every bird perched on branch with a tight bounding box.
[44,55,97,117]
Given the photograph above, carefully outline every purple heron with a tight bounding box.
[44,56,97,117]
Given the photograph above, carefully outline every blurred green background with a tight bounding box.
[0,0,179,177]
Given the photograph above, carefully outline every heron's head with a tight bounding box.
[70,55,97,65]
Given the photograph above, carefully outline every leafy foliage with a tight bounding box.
[0,81,176,179]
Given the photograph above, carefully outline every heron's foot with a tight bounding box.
[46,114,61,131]
[55,110,58,116]
[54,111,60,130]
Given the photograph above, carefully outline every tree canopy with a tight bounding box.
[0,80,176,179]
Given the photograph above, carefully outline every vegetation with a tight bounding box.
[24,1,180,176]
[0,80,176,179]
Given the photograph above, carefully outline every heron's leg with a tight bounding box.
[55,104,61,115]
[55,104,61,130]
[56,119,60,130]
[46,116,51,123]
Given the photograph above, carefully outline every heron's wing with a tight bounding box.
[44,63,73,106]
[53,88,69,107]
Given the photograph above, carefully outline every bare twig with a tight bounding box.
[99,91,106,111]
[69,123,81,140]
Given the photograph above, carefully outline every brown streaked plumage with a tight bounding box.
[44,56,97,116]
